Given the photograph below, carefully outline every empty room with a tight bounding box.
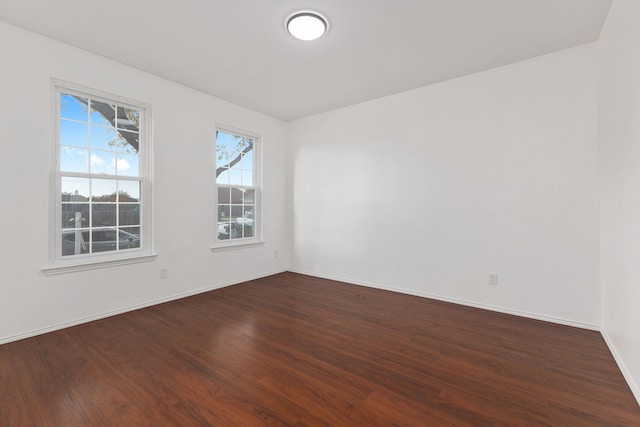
[1,0,640,425]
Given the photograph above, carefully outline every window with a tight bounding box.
[215,128,260,246]
[50,83,152,268]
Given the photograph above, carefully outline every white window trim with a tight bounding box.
[210,240,265,253]
[44,80,155,274]
[42,254,157,276]
[211,125,264,251]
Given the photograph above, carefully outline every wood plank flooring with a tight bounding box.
[1,272,639,426]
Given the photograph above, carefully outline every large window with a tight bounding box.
[215,128,260,244]
[51,83,151,266]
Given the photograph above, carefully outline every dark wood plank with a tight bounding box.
[1,272,639,426]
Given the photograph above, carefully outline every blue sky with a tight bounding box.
[60,94,140,194]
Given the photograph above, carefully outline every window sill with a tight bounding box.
[42,253,157,276]
[210,239,265,252]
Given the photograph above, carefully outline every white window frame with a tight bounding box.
[212,125,263,251]
[44,81,155,275]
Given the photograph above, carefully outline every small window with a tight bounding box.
[51,83,151,266]
[215,128,260,245]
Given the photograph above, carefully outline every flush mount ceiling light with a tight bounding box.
[286,11,329,41]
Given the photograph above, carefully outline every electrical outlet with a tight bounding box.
[159,268,168,279]
[489,273,498,286]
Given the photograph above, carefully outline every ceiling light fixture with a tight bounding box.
[286,11,328,41]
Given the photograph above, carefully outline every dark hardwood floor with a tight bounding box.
[1,272,639,426]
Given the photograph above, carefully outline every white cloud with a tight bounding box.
[90,154,104,166]
[115,157,131,171]
[62,146,87,156]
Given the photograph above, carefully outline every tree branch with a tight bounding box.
[216,140,253,177]
[73,96,139,152]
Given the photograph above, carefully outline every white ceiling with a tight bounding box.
[0,0,611,121]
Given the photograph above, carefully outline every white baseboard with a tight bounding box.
[0,269,287,345]
[601,330,640,406]
[289,269,601,331]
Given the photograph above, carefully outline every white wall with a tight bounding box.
[0,22,290,343]
[598,0,640,403]
[289,44,600,328]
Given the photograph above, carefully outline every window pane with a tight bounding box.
[117,106,140,132]
[229,168,242,185]
[119,204,140,226]
[241,152,253,171]
[120,227,141,250]
[89,150,116,175]
[91,229,117,253]
[61,177,90,201]
[230,222,243,239]
[216,133,231,164]
[244,189,255,204]
[91,125,117,151]
[218,222,230,240]
[92,179,117,201]
[90,100,115,127]
[118,181,140,201]
[116,152,139,177]
[235,135,252,152]
[242,221,254,238]
[231,188,243,204]
[117,130,140,154]
[229,146,241,163]
[231,205,242,219]
[61,205,89,229]
[60,146,88,173]
[217,168,230,185]
[61,229,89,256]
[218,187,230,204]
[242,206,254,238]
[93,229,116,241]
[242,170,253,186]
[60,120,88,148]
[218,205,230,222]
[60,94,88,122]
[121,226,140,238]
[92,204,116,227]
